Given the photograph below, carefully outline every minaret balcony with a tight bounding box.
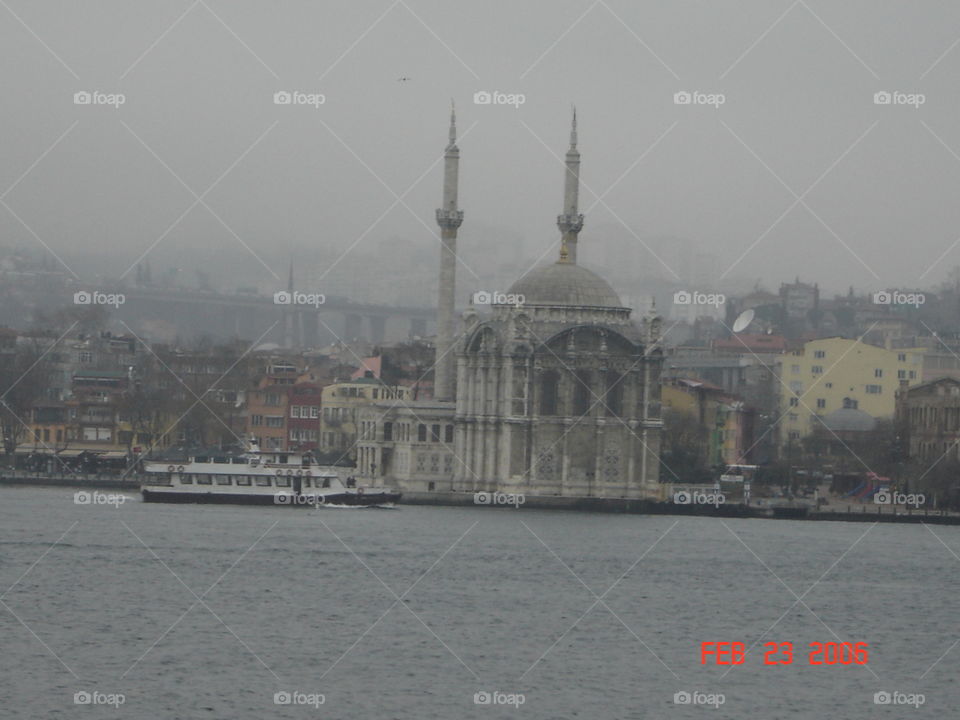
[557,212,584,233]
[436,209,464,229]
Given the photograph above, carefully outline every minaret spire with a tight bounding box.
[557,105,584,264]
[434,103,464,403]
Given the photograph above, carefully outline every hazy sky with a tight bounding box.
[4,1,960,300]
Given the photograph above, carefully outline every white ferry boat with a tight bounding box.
[140,441,400,507]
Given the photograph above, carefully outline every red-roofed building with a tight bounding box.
[712,334,787,354]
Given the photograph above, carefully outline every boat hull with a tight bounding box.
[141,488,402,506]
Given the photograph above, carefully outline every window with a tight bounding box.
[181,475,193,484]
[266,416,284,428]
[843,397,858,409]
[383,422,393,441]
[789,397,799,407]
[236,476,252,486]
[197,475,212,485]
[276,476,291,487]
[431,424,441,442]
[255,476,272,487]
[291,406,300,418]
[444,425,454,443]
[814,350,826,359]
[418,424,427,442]
[874,369,883,378]
[816,398,826,409]
[825,382,833,388]
[310,406,319,418]
[790,381,802,393]
[788,431,800,440]
[898,353,906,362]
[898,370,906,379]
[909,371,916,379]
[811,366,823,375]
[216,476,232,486]
[251,414,263,426]
[540,370,559,416]
[265,393,280,406]
[866,384,882,394]
[572,370,591,417]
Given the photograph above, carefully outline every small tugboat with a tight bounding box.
[140,439,400,507]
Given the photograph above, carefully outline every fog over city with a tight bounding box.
[7,4,960,720]
[4,1,960,306]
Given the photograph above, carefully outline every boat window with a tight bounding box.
[254,476,272,487]
[232,458,247,464]
[213,457,229,464]
[322,478,331,488]
[195,456,208,463]
[236,476,252,486]
[181,474,193,485]
[279,454,288,464]
[302,478,311,488]
[276,477,291,488]
[216,476,232,485]
[197,475,212,485]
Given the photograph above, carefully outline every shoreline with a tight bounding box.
[4,475,958,524]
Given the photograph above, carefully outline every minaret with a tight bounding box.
[557,107,584,264]
[434,102,464,402]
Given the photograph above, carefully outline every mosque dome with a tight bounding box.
[506,262,623,308]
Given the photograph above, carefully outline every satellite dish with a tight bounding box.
[732,308,755,333]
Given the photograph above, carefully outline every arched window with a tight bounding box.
[605,373,624,417]
[572,370,591,418]
[540,370,559,416]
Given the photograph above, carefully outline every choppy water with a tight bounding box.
[1,485,958,719]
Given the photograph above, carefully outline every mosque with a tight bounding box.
[356,107,665,501]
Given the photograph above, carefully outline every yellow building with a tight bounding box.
[319,376,411,459]
[779,337,924,444]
